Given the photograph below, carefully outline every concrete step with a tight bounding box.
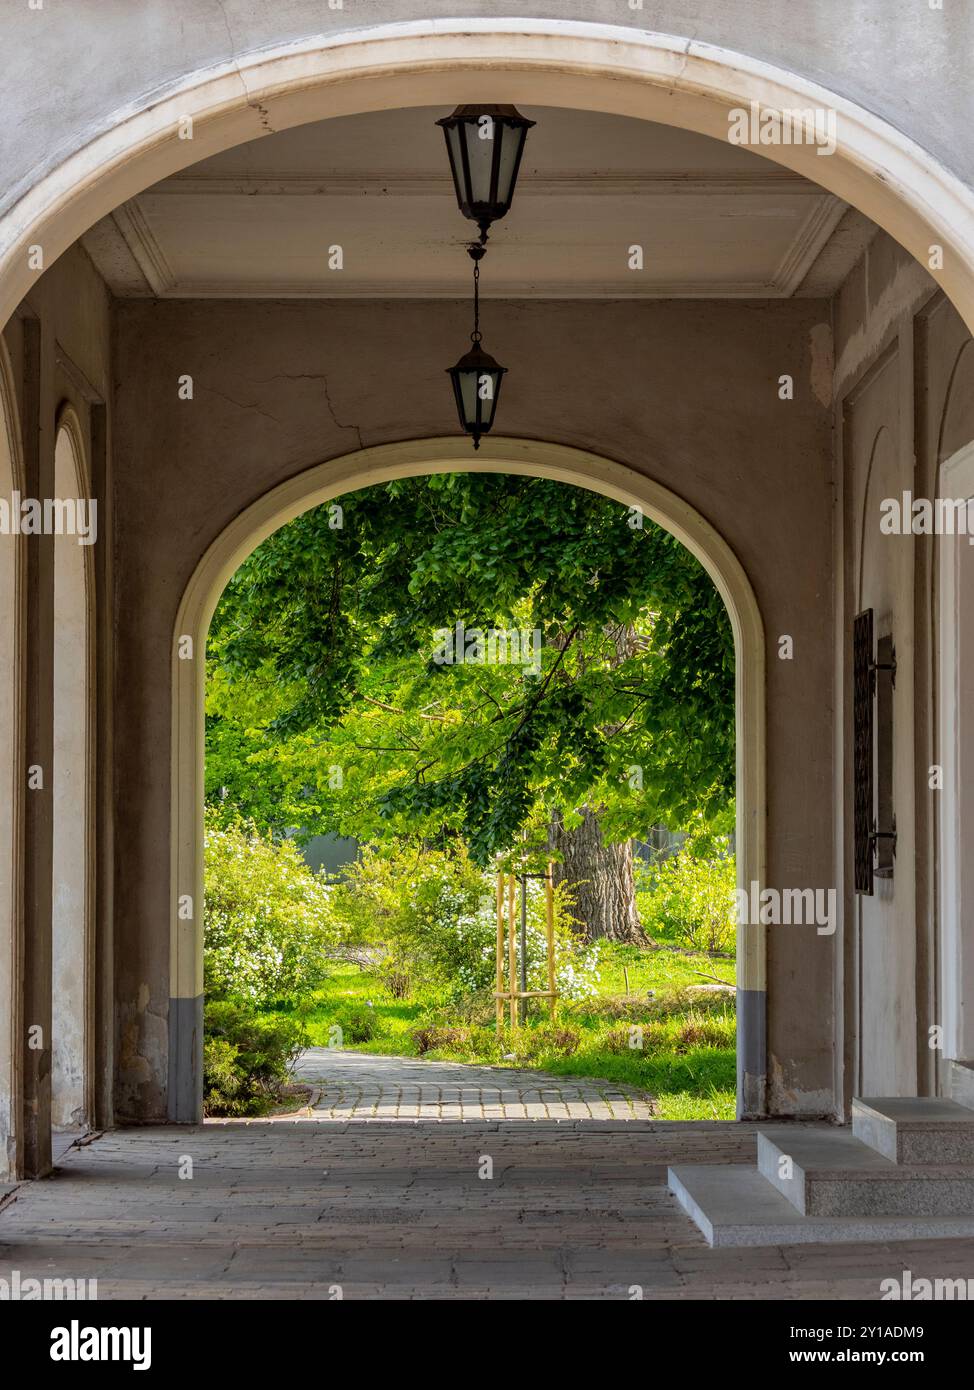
[947,1060,974,1111]
[668,1162,974,1247]
[853,1096,974,1164]
[757,1127,974,1217]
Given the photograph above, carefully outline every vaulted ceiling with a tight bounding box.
[83,106,875,300]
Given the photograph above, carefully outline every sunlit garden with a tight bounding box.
[202,474,737,1121]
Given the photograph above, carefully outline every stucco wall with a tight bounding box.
[111,294,835,1119]
[832,230,974,1104]
[0,244,112,1170]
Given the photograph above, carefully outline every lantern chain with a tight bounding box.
[468,242,486,343]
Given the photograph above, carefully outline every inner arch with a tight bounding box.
[170,436,766,1122]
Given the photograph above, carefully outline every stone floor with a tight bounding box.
[289,1048,658,1120]
[5,1119,974,1298]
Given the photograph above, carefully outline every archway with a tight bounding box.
[50,410,95,1130]
[171,436,766,1122]
[0,343,24,1178]
[937,441,974,1069]
[1,16,969,1132]
[2,21,974,336]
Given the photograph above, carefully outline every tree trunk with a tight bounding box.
[548,807,646,944]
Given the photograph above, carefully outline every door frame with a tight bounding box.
[937,439,974,1062]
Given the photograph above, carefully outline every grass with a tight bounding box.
[271,939,737,1120]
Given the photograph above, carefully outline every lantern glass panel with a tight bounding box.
[494,129,521,206]
[460,369,480,425]
[480,369,502,428]
[465,121,497,207]
[444,123,465,204]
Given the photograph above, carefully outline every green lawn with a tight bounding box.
[272,939,737,1120]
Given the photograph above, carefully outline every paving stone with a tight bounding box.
[292,1050,658,1125]
[5,1088,967,1299]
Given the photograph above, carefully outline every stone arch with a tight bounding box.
[2,21,974,334]
[170,436,766,1121]
[5,14,967,1130]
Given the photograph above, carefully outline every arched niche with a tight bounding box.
[51,408,95,1130]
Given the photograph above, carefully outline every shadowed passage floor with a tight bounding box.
[5,1121,974,1298]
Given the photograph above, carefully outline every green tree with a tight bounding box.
[206,474,734,941]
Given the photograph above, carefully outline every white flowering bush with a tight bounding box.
[446,880,601,1002]
[325,842,486,992]
[204,813,338,1007]
[328,841,601,1002]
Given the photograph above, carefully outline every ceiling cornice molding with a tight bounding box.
[770,194,849,296]
[135,281,816,300]
[100,186,845,300]
[149,170,821,199]
[110,203,176,296]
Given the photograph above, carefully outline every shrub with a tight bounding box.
[413,1024,471,1055]
[638,836,736,954]
[565,993,656,1024]
[519,1024,581,1059]
[324,842,485,997]
[674,1010,736,1052]
[600,1025,634,1054]
[327,1002,379,1044]
[597,1009,734,1058]
[203,1000,309,1116]
[327,840,602,1003]
[204,811,338,1008]
[601,1022,663,1054]
[412,874,601,1004]
[383,968,411,999]
[466,1026,506,1062]
[436,991,497,1028]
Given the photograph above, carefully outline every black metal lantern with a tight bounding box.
[436,105,535,244]
[447,340,506,450]
[447,247,506,449]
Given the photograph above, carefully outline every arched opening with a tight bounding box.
[172,437,766,1123]
[6,9,974,1274]
[935,337,974,1083]
[0,19,969,1137]
[0,345,24,1178]
[50,411,94,1131]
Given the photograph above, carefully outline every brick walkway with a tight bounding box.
[5,1121,974,1299]
[289,1049,657,1121]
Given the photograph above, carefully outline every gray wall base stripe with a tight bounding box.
[738,986,767,1119]
[168,994,203,1123]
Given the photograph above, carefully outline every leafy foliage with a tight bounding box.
[637,835,736,953]
[323,840,601,1002]
[203,1000,309,1117]
[203,812,338,1007]
[206,475,734,862]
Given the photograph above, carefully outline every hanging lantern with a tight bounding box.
[447,247,507,449]
[436,105,535,244]
[447,340,507,451]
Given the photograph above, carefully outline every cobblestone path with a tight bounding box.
[290,1049,658,1121]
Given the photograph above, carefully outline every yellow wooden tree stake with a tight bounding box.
[507,873,517,1029]
[495,871,505,1031]
[545,861,557,1020]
